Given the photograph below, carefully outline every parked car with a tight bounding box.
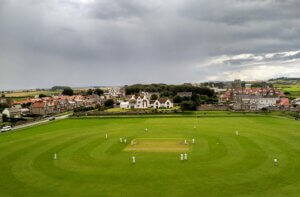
[48,117,55,121]
[0,125,12,132]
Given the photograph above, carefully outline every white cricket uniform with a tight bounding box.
[184,153,187,160]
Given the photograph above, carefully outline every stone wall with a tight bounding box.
[196,105,229,111]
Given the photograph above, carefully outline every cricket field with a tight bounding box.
[0,115,300,196]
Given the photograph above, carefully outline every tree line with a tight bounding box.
[125,84,218,110]
[125,84,215,98]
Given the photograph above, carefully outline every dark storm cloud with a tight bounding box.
[183,0,300,25]
[1,0,300,90]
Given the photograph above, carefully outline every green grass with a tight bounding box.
[124,138,190,152]
[105,108,132,112]
[5,90,61,98]
[0,116,300,196]
[105,106,180,113]
[274,84,300,98]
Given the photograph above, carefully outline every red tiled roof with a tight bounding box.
[32,101,46,108]
[279,98,290,106]
[158,98,169,103]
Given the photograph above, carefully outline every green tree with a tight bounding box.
[180,101,197,111]
[150,94,158,101]
[199,95,209,104]
[21,103,31,108]
[62,88,74,96]
[191,94,200,105]
[182,96,190,101]
[173,96,182,104]
[104,99,114,108]
[87,89,94,95]
[124,84,215,98]
[39,94,47,98]
[0,103,9,113]
[94,89,104,96]
[160,91,171,97]
[51,86,71,91]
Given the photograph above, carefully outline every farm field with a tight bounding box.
[274,84,300,98]
[4,90,61,98]
[0,116,300,196]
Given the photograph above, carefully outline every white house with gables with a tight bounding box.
[153,98,173,109]
[120,95,150,109]
[135,96,150,108]
[120,95,173,109]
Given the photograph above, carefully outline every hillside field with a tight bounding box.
[4,90,61,98]
[0,115,300,196]
[274,84,300,98]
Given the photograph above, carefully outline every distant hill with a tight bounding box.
[51,86,71,91]
[268,77,300,84]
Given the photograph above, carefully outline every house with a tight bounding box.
[120,101,129,109]
[153,98,173,109]
[220,87,283,103]
[68,100,76,109]
[120,96,174,109]
[128,99,136,109]
[21,108,30,116]
[58,99,69,112]
[31,101,48,116]
[292,98,300,106]
[52,100,60,113]
[219,91,233,102]
[47,101,55,114]
[86,94,102,106]
[278,98,290,108]
[136,96,150,108]
[0,98,8,104]
[121,95,150,109]
[2,107,22,119]
[210,88,227,94]
[245,84,252,89]
[234,95,278,110]
[74,98,84,108]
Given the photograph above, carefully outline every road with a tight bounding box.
[12,114,71,131]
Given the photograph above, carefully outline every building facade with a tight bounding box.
[234,95,279,110]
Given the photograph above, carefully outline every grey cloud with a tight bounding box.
[222,51,300,66]
[86,0,151,20]
[1,0,300,90]
[183,0,300,25]
[224,58,256,65]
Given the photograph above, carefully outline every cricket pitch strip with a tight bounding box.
[124,138,190,152]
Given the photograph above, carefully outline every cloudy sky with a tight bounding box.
[1,0,300,90]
